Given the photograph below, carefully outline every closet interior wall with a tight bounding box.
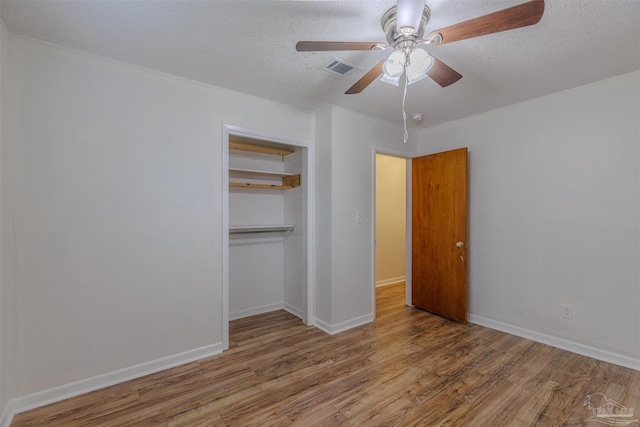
[228,139,306,321]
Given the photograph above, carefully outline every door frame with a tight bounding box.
[222,124,314,350]
[372,146,415,319]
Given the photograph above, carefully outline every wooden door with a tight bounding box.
[412,148,468,322]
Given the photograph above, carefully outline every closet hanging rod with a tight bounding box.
[229,225,294,235]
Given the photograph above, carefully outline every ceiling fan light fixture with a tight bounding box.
[399,26,416,36]
[380,73,402,86]
[382,50,405,79]
[396,0,426,36]
[406,48,434,85]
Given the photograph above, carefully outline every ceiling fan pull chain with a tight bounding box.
[402,70,409,144]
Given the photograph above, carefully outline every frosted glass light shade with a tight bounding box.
[383,50,405,78]
[396,0,425,35]
[380,73,401,86]
[406,48,434,85]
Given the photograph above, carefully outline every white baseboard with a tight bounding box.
[314,313,374,335]
[0,400,14,427]
[229,303,284,320]
[375,276,406,287]
[230,302,306,322]
[468,314,640,371]
[10,343,223,417]
[314,318,332,334]
[283,302,303,320]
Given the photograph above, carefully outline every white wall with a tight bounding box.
[417,72,640,368]
[6,35,314,405]
[315,106,416,331]
[283,150,305,316]
[375,154,406,286]
[314,108,333,324]
[0,15,14,423]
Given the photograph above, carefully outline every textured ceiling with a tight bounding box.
[1,0,639,129]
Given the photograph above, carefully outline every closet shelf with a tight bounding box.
[229,225,294,234]
[230,141,294,157]
[229,172,300,190]
[229,168,295,178]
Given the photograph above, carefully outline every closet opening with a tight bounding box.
[222,125,313,350]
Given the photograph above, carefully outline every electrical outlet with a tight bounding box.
[356,211,363,224]
[561,304,573,320]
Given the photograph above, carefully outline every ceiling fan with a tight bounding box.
[296,0,545,95]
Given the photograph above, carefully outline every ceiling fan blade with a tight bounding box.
[296,41,382,51]
[426,0,544,45]
[427,55,463,87]
[345,59,386,94]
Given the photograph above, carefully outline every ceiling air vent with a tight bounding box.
[323,58,360,76]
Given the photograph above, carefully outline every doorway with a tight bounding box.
[373,147,468,321]
[374,152,410,312]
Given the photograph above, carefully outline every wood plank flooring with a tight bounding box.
[12,283,640,426]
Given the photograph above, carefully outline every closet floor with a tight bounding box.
[12,283,640,426]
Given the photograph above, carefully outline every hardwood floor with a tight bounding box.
[12,283,640,426]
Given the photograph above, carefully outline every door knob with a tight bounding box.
[456,241,465,248]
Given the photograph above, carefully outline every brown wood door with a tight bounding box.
[412,148,468,322]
